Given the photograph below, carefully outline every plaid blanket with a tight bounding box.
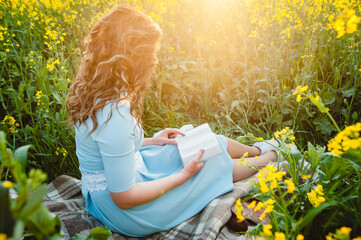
[43,175,253,240]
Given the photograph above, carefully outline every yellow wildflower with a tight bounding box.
[244,152,248,157]
[339,227,352,235]
[300,86,308,92]
[259,179,269,193]
[296,94,302,102]
[274,232,286,240]
[35,90,42,99]
[301,175,311,180]
[234,199,245,222]
[307,185,326,207]
[284,179,295,193]
[264,199,275,213]
[263,224,272,236]
[255,155,259,159]
[254,201,264,211]
[296,234,304,240]
[0,234,7,240]
[3,116,16,125]
[270,179,278,189]
[326,233,333,240]
[327,123,361,155]
[248,200,256,209]
[2,181,14,188]
[346,15,360,34]
[238,156,247,165]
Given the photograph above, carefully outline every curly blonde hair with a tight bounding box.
[66,4,162,134]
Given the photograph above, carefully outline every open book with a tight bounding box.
[176,123,222,166]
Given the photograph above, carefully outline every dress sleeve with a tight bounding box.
[92,104,136,193]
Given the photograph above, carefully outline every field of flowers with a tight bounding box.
[0,0,360,239]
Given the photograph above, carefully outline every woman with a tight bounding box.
[66,4,278,237]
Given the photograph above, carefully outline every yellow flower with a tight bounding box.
[248,200,256,209]
[300,86,308,92]
[0,233,8,240]
[259,212,266,221]
[284,179,295,193]
[301,175,311,180]
[3,116,16,125]
[270,179,278,189]
[259,179,269,193]
[234,199,245,222]
[264,199,275,213]
[339,227,352,235]
[352,237,361,240]
[35,90,42,99]
[238,157,247,165]
[2,181,14,188]
[308,185,326,207]
[326,233,333,240]
[244,152,248,157]
[255,155,259,159]
[289,136,295,141]
[296,234,304,240]
[254,201,264,211]
[263,224,272,236]
[346,15,360,34]
[274,232,286,240]
[327,123,361,155]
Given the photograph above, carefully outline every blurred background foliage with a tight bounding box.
[0,0,360,181]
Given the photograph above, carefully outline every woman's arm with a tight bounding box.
[109,150,204,209]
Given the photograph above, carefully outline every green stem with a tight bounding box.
[326,111,341,132]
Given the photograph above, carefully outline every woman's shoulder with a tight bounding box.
[97,99,132,121]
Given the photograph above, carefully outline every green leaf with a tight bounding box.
[341,88,355,98]
[89,226,112,240]
[0,131,6,155]
[0,184,15,236]
[12,220,25,240]
[18,184,47,219]
[306,142,320,170]
[341,149,361,169]
[298,201,338,230]
[13,145,33,168]
[27,205,62,239]
[323,92,335,105]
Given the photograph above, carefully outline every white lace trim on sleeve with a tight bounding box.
[82,171,107,192]
[82,151,142,192]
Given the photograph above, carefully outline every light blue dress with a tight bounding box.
[75,101,234,237]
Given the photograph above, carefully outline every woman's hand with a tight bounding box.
[179,149,205,180]
[145,128,186,146]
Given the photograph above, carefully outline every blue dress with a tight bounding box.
[75,101,234,237]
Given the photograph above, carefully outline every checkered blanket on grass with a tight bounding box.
[43,175,253,240]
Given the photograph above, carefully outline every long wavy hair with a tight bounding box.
[66,4,162,134]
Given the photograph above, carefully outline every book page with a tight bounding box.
[176,123,222,165]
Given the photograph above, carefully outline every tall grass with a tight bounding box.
[0,0,360,182]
